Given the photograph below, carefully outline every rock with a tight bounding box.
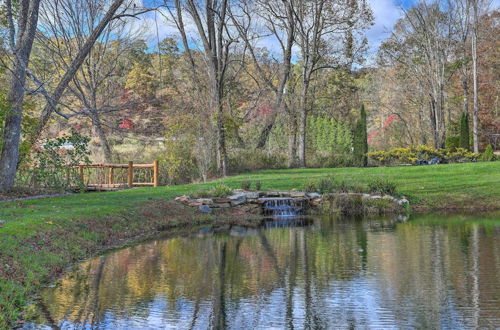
[198,204,212,213]
[369,195,382,199]
[175,195,190,203]
[0,220,5,228]
[229,193,246,206]
[306,192,321,199]
[244,192,260,199]
[397,214,409,222]
[196,198,214,205]
[289,191,306,198]
[397,198,409,205]
[212,203,231,208]
[242,204,262,214]
[213,197,231,203]
[188,201,202,207]
[266,191,280,197]
[310,198,323,206]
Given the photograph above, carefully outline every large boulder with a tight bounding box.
[228,193,247,206]
[198,204,212,213]
[289,191,306,198]
[306,192,321,199]
[196,198,214,205]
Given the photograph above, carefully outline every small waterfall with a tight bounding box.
[260,197,309,217]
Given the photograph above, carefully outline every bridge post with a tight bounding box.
[109,167,114,185]
[128,161,134,188]
[79,165,84,184]
[153,160,159,187]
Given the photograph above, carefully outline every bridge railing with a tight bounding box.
[75,161,159,190]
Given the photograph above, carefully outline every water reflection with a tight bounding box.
[28,214,500,329]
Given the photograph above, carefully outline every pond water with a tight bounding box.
[27,213,500,329]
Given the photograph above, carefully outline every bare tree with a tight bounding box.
[37,0,143,162]
[0,0,41,191]
[167,0,237,176]
[229,0,296,152]
[0,0,151,190]
[379,1,456,149]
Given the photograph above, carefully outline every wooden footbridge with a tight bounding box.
[76,161,159,191]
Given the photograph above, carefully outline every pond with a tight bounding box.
[27,213,500,329]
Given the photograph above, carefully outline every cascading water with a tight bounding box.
[260,197,309,217]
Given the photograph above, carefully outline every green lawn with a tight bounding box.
[0,161,499,327]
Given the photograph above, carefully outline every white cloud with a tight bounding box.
[366,0,405,53]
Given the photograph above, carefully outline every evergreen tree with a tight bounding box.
[353,105,368,167]
[459,112,470,150]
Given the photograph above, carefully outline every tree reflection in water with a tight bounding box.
[29,213,500,329]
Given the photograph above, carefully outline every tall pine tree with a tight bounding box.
[353,105,368,167]
[459,112,470,150]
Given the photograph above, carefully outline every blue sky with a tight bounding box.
[136,0,499,55]
[137,0,416,53]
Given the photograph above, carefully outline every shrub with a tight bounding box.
[480,144,496,162]
[302,180,318,192]
[317,177,336,194]
[445,136,460,150]
[228,149,287,174]
[368,179,397,196]
[210,184,233,197]
[353,105,368,167]
[20,131,91,190]
[240,181,251,190]
[193,184,233,198]
[368,145,479,166]
[459,112,470,150]
[308,153,356,168]
[336,181,367,193]
[255,181,262,190]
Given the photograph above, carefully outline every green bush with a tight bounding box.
[193,184,233,198]
[255,181,262,190]
[19,131,91,190]
[480,144,496,162]
[228,149,287,173]
[445,136,460,150]
[368,179,397,196]
[368,145,479,166]
[308,153,356,168]
[302,177,367,194]
[302,180,318,192]
[240,181,251,190]
[317,177,337,194]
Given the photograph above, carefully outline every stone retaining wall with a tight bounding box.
[175,189,409,215]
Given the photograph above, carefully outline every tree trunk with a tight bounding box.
[0,0,41,192]
[472,4,479,153]
[298,78,310,168]
[89,112,112,163]
[287,112,298,168]
[214,87,227,177]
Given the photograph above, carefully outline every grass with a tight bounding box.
[0,161,499,327]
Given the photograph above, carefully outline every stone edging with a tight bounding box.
[175,189,409,214]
